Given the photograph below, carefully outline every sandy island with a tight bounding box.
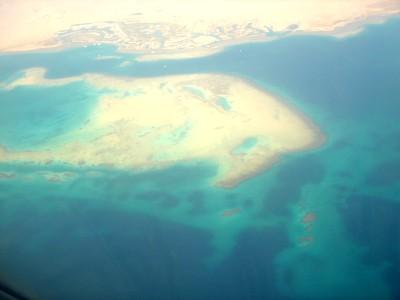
[0,68,324,187]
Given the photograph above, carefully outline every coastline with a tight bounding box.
[133,12,400,62]
[0,12,398,61]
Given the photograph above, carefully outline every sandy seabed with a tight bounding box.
[0,68,324,187]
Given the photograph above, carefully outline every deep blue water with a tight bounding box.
[0,17,399,300]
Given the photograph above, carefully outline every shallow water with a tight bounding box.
[0,18,399,300]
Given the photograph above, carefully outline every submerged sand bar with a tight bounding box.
[0,68,324,187]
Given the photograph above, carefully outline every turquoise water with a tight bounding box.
[0,18,399,300]
[216,96,231,111]
[233,137,258,155]
[0,82,100,150]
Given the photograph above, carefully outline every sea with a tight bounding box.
[0,17,399,300]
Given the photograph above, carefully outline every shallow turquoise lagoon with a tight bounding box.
[0,82,100,150]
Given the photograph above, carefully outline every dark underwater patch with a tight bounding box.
[187,190,207,215]
[225,193,238,207]
[129,163,217,188]
[279,251,326,298]
[260,156,325,217]
[366,160,400,186]
[208,226,291,300]
[0,204,214,300]
[242,198,254,209]
[93,163,217,201]
[340,194,400,299]
[135,190,180,208]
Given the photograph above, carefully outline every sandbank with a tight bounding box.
[0,68,324,187]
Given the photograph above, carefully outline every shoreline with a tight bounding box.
[0,13,398,60]
[133,12,400,62]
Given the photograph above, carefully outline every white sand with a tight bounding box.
[0,68,324,187]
